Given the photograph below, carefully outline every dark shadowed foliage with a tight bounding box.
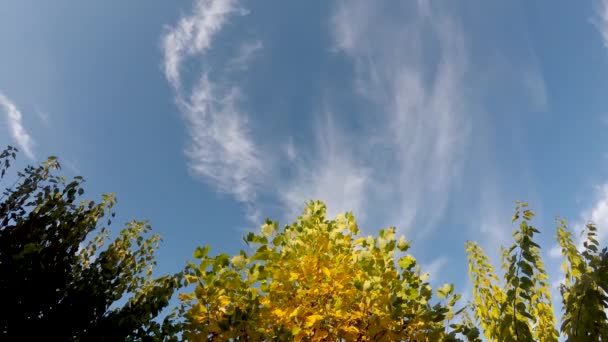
[0,146,183,341]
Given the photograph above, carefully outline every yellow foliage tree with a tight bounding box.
[179,201,479,341]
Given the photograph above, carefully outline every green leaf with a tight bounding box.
[397,236,410,251]
[518,261,534,277]
[261,220,276,237]
[437,283,454,299]
[398,255,416,270]
[193,245,210,259]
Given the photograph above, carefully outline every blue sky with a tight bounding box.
[2,0,608,311]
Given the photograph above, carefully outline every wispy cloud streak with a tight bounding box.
[325,1,470,234]
[0,92,35,159]
[281,113,371,221]
[180,76,263,202]
[593,0,608,48]
[162,0,244,89]
[227,40,263,71]
[162,0,265,205]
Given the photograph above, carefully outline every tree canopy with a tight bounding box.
[0,146,182,341]
[179,200,478,341]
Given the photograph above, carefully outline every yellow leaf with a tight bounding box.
[273,308,287,318]
[384,227,395,241]
[561,261,568,274]
[231,255,246,268]
[259,297,270,306]
[397,235,410,251]
[335,213,347,229]
[194,303,207,314]
[305,314,323,328]
[185,274,198,284]
[293,329,308,342]
[312,329,329,341]
[291,326,302,336]
[289,306,301,318]
[342,325,359,334]
[178,293,194,301]
[218,295,231,308]
[192,314,207,324]
[491,306,499,319]
[354,237,365,245]
[261,222,275,237]
[348,220,359,234]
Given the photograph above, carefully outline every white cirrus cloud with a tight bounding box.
[283,136,297,162]
[180,75,263,202]
[0,92,35,160]
[227,40,264,71]
[326,0,470,235]
[593,0,608,48]
[162,0,265,206]
[280,113,372,221]
[162,0,246,90]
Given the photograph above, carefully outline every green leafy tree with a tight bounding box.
[0,146,182,341]
[466,202,608,341]
[556,219,608,340]
[466,202,557,341]
[179,200,480,341]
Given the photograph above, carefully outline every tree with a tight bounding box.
[556,219,608,340]
[0,146,182,341]
[179,200,479,341]
[466,202,558,342]
[466,202,608,341]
